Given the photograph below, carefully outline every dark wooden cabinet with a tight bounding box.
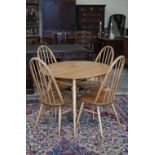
[123,37,128,64]
[42,0,76,36]
[42,0,60,32]
[94,37,128,64]
[76,5,106,35]
[26,51,37,94]
[26,0,39,36]
[26,0,40,45]
[60,0,76,31]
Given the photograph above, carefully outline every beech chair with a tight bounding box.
[37,45,72,87]
[37,45,57,64]
[78,46,114,91]
[95,45,114,65]
[29,57,72,136]
[77,55,125,138]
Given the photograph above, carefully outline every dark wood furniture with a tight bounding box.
[26,35,40,45]
[94,37,128,65]
[26,0,39,36]
[76,5,106,36]
[26,50,36,94]
[123,37,128,64]
[42,31,76,45]
[75,31,92,49]
[42,0,76,37]
[26,44,94,93]
[27,44,94,61]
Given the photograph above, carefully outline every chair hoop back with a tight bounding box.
[95,45,114,65]
[37,45,57,64]
[29,57,64,105]
[95,55,125,104]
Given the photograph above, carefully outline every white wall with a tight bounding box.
[76,0,128,28]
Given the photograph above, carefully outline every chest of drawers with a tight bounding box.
[76,5,106,34]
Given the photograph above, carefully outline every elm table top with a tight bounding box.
[48,61,109,80]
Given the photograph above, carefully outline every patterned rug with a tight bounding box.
[26,94,128,155]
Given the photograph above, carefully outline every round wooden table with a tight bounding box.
[48,61,109,135]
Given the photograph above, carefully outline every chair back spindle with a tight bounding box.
[37,45,57,65]
[95,45,114,65]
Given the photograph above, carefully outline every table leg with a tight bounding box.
[72,79,76,135]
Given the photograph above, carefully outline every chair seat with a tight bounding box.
[40,91,72,106]
[58,79,85,86]
[80,89,113,106]
[35,80,70,92]
[56,80,72,89]
[78,80,101,91]
[57,79,72,87]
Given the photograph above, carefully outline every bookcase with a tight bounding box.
[26,0,39,38]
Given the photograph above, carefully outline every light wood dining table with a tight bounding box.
[48,61,109,136]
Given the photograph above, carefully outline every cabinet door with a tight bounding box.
[42,0,76,35]
[42,0,61,33]
[60,1,76,31]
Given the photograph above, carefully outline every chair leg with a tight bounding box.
[76,86,80,96]
[55,107,57,120]
[97,106,103,138]
[76,86,80,110]
[111,103,122,129]
[35,104,44,128]
[77,101,84,125]
[92,105,95,119]
[51,107,57,120]
[58,106,61,136]
[40,106,45,119]
[106,105,111,118]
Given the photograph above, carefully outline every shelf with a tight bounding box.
[27,25,39,27]
[27,34,40,36]
[26,0,38,5]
